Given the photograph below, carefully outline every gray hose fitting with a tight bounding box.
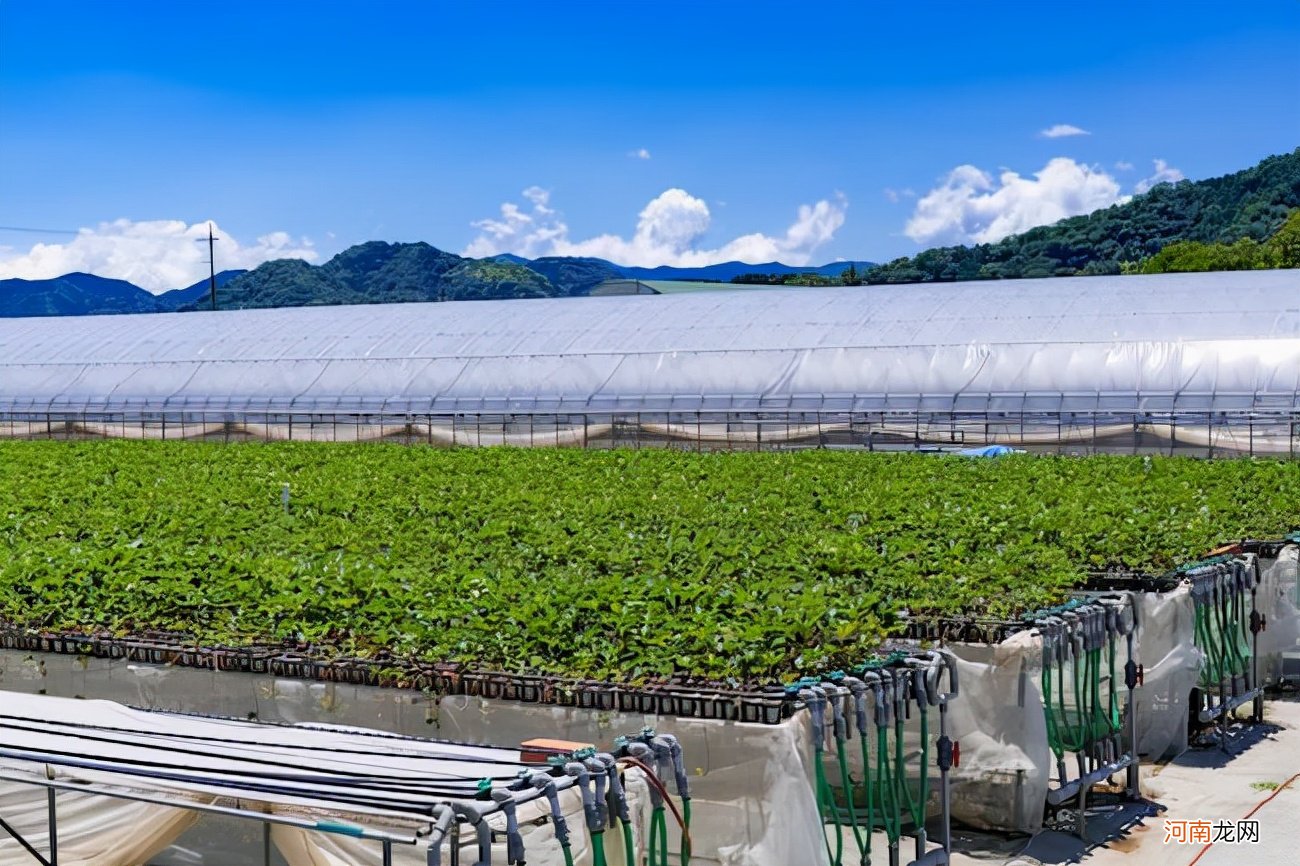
[584,756,609,827]
[627,742,664,808]
[490,789,526,865]
[659,733,691,801]
[426,804,454,866]
[842,676,869,736]
[598,752,632,825]
[564,761,602,833]
[452,803,493,866]
[530,773,570,848]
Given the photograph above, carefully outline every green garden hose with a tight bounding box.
[657,806,669,866]
[857,725,875,840]
[836,735,869,857]
[648,806,671,866]
[680,798,692,865]
[621,821,635,866]
[814,743,844,866]
[876,723,901,844]
[897,704,930,831]
[591,830,607,866]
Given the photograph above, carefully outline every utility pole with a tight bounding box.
[196,222,220,310]
[207,223,219,311]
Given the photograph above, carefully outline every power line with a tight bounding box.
[0,225,80,235]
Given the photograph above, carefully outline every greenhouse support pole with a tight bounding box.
[1250,576,1264,722]
[0,812,52,866]
[1124,630,1141,798]
[47,788,57,866]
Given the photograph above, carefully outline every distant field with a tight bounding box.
[2,441,1297,681]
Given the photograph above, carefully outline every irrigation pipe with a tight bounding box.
[0,710,532,766]
[1185,772,1300,866]
[616,756,693,851]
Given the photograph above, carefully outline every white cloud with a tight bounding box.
[628,148,652,160]
[0,219,317,293]
[1134,158,1185,194]
[904,158,1125,245]
[883,187,916,204]
[1039,124,1091,138]
[465,187,847,266]
[1114,160,1135,172]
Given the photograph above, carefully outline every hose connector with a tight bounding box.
[490,790,526,865]
[626,741,663,808]
[659,733,691,801]
[426,804,455,866]
[530,773,570,848]
[564,761,602,833]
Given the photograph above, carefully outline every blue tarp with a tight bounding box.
[957,445,1016,457]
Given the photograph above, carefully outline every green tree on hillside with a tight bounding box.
[864,149,1300,284]
[1266,208,1300,267]
[1139,208,1300,273]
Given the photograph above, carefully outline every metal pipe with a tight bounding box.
[426,806,454,866]
[0,812,53,866]
[0,770,421,845]
[47,787,57,866]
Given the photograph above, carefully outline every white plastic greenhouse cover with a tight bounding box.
[1,269,1298,415]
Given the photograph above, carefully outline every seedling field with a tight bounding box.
[3,441,1297,681]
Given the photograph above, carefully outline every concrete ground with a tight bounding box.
[949,692,1300,866]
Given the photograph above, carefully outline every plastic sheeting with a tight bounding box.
[0,651,824,866]
[0,690,661,866]
[1131,585,1203,761]
[1256,545,1300,685]
[2,270,1299,417]
[945,634,1049,834]
[0,783,202,866]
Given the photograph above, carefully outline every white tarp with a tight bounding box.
[0,691,651,866]
[0,783,202,866]
[0,654,824,866]
[946,634,1049,834]
[1256,545,1300,685]
[2,270,1299,416]
[1132,584,1203,761]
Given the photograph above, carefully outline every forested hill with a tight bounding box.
[864,148,1300,283]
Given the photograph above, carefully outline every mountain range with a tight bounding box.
[2,149,1296,318]
[0,250,876,317]
[0,270,245,318]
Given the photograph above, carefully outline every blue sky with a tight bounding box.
[1,0,1297,290]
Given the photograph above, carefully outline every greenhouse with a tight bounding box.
[2,269,1299,454]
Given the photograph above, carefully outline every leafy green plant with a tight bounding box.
[2,441,1298,682]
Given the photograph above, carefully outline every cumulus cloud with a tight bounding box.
[629,148,652,160]
[1039,123,1090,138]
[1134,158,1185,194]
[0,219,317,293]
[904,158,1126,246]
[465,187,847,267]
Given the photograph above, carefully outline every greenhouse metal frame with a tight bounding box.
[2,269,1298,454]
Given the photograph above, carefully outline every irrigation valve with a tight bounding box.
[1251,609,1266,634]
[937,734,959,770]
